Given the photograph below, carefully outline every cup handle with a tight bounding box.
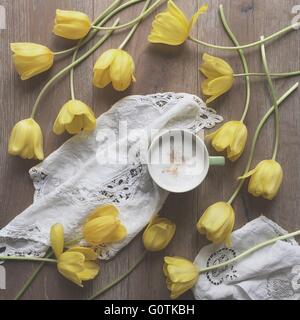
[209,156,225,166]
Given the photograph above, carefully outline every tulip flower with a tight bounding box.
[8,118,44,160]
[57,247,99,287]
[93,49,136,91]
[197,202,235,247]
[53,9,91,40]
[163,256,199,299]
[53,100,96,135]
[239,160,283,200]
[200,53,234,103]
[83,204,127,246]
[50,224,64,259]
[206,121,248,161]
[143,216,176,252]
[50,223,99,286]
[10,43,54,80]
[148,0,208,46]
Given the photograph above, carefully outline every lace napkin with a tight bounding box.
[0,93,222,260]
[193,216,300,300]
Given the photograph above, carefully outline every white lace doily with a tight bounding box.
[0,93,223,260]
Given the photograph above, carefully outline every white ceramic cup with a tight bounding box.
[147,129,225,193]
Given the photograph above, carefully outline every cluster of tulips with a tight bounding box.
[4,0,300,299]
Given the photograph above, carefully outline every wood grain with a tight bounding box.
[0,0,299,300]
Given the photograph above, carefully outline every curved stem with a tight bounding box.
[200,230,300,273]
[69,0,123,100]
[92,0,165,31]
[227,82,299,204]
[188,22,300,51]
[234,71,300,78]
[88,251,147,300]
[0,255,56,263]
[14,236,82,300]
[119,0,152,50]
[30,19,119,118]
[260,36,279,160]
[14,250,53,300]
[219,5,250,123]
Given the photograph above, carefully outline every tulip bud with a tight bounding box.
[53,100,96,135]
[8,118,44,160]
[148,1,208,46]
[200,53,234,103]
[50,224,64,259]
[197,202,235,247]
[206,121,248,161]
[239,160,283,200]
[93,49,136,91]
[53,9,91,40]
[163,256,199,299]
[143,216,176,252]
[10,43,54,80]
[83,204,127,246]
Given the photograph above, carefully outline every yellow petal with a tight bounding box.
[67,246,98,260]
[50,224,64,259]
[189,3,209,32]
[86,204,119,222]
[83,216,120,245]
[110,50,135,91]
[57,251,85,286]
[78,261,100,281]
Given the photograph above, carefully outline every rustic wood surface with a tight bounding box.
[0,0,299,300]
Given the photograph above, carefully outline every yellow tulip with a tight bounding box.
[206,121,248,161]
[50,224,64,259]
[148,1,208,46]
[57,246,99,287]
[8,118,44,160]
[143,216,176,252]
[239,160,283,200]
[53,9,91,40]
[53,100,96,135]
[93,49,136,91]
[83,204,127,246]
[10,43,54,80]
[163,256,199,299]
[197,202,235,247]
[200,53,234,103]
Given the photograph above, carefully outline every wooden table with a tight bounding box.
[0,0,299,300]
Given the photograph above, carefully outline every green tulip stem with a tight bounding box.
[14,236,83,300]
[227,82,299,205]
[88,251,147,300]
[0,255,56,263]
[91,0,165,31]
[69,0,123,100]
[219,5,250,123]
[188,22,300,51]
[199,230,300,274]
[260,36,280,160]
[14,250,53,300]
[234,71,300,78]
[118,0,152,50]
[30,19,119,119]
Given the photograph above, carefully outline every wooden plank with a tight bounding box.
[0,0,299,300]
